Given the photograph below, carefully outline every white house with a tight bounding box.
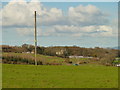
[116,64,120,67]
[56,50,64,55]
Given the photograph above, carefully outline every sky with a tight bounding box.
[1,0,118,48]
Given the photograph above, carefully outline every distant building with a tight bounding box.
[69,56,83,58]
[56,49,67,55]
[116,64,120,67]
[56,50,64,55]
[31,51,34,54]
[69,56,93,59]
[22,51,34,54]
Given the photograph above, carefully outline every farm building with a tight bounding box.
[56,49,66,55]
[69,56,93,59]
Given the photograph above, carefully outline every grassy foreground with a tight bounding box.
[0,63,2,89]
[2,64,118,88]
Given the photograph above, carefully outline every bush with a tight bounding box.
[2,54,36,65]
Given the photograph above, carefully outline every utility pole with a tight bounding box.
[34,11,37,65]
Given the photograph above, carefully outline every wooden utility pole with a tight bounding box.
[34,11,37,65]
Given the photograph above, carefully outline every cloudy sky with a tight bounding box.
[1,0,118,48]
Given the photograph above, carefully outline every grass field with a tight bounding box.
[0,63,2,89]
[2,64,118,88]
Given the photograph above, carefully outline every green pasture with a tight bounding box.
[2,64,118,88]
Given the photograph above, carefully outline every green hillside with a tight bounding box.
[2,53,95,65]
[2,53,65,65]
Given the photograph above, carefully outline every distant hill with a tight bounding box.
[111,46,120,50]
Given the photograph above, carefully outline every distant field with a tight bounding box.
[2,64,118,88]
[2,53,65,65]
[2,53,93,65]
